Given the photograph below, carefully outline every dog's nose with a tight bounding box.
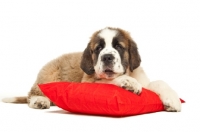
[101,54,114,64]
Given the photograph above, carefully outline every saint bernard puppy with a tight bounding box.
[2,27,181,112]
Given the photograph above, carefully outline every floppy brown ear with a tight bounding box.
[128,39,141,72]
[80,43,95,75]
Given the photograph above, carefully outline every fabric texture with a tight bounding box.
[39,82,185,117]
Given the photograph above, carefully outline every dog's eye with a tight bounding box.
[95,39,105,53]
[95,46,103,52]
[114,44,122,50]
[113,38,123,50]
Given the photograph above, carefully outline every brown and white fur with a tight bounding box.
[2,27,181,112]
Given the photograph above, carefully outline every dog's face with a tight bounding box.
[81,27,141,80]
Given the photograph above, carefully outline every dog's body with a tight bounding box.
[2,27,181,112]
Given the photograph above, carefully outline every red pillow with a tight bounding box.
[39,82,184,117]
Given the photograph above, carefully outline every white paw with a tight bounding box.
[160,91,181,112]
[148,80,181,112]
[28,96,50,109]
[120,77,142,95]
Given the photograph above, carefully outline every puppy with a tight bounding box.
[2,27,181,112]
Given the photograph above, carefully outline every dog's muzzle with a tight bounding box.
[101,54,114,65]
[101,54,115,75]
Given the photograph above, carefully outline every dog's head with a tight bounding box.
[80,27,141,79]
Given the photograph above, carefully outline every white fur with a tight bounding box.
[148,80,181,112]
[95,74,142,95]
[98,28,117,43]
[94,28,181,112]
[94,28,124,79]
[2,97,16,103]
[96,67,181,112]
[111,75,142,94]
[100,66,181,111]
[2,28,182,112]
[28,96,50,109]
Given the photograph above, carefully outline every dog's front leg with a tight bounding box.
[147,80,181,112]
[109,75,142,95]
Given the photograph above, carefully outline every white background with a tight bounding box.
[0,0,200,132]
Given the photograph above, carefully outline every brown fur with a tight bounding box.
[2,27,181,112]
[27,52,84,103]
[81,27,141,76]
[3,28,142,105]
[11,96,27,103]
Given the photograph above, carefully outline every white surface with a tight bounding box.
[0,0,200,132]
[0,102,199,132]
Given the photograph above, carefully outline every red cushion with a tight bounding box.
[39,82,184,117]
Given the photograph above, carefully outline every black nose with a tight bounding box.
[101,54,114,64]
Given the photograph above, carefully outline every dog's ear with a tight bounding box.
[128,39,141,72]
[80,43,95,75]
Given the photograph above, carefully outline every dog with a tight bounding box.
[2,27,181,112]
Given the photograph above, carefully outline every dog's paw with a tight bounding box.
[29,96,50,109]
[148,80,181,112]
[160,92,181,112]
[120,77,142,95]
